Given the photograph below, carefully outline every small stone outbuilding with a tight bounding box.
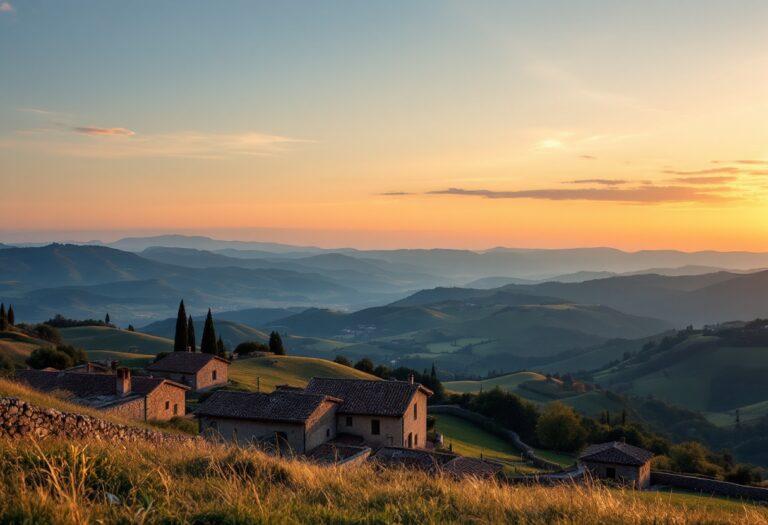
[15,368,189,422]
[195,389,341,453]
[146,352,229,392]
[578,441,654,489]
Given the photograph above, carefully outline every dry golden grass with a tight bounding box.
[0,437,766,525]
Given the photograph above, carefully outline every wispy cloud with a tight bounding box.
[580,155,597,160]
[426,186,731,204]
[72,126,136,137]
[380,191,414,196]
[663,167,740,176]
[564,179,627,186]
[672,176,737,184]
[0,2,13,13]
[1,127,311,160]
[712,159,768,165]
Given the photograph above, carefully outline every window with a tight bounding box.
[212,370,218,381]
[606,467,617,479]
[326,428,331,437]
[165,401,170,410]
[173,403,178,415]
[415,434,418,446]
[371,419,380,435]
[407,432,413,448]
[413,403,418,420]
[346,416,353,427]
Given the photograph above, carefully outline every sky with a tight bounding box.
[1,0,767,251]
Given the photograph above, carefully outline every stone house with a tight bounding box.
[195,389,341,453]
[146,352,230,392]
[303,377,432,449]
[15,368,189,422]
[578,441,654,489]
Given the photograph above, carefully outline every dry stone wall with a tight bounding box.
[0,397,196,444]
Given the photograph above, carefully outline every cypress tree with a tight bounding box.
[187,315,196,352]
[7,305,14,326]
[105,313,110,325]
[0,304,6,331]
[269,331,285,355]
[173,300,188,352]
[216,336,225,357]
[200,308,217,354]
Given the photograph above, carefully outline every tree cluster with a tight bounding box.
[172,301,225,357]
[26,345,88,370]
[0,303,15,331]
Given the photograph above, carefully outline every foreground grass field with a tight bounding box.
[0,437,765,524]
[229,355,378,392]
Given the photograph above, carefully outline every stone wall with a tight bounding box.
[429,405,564,471]
[0,397,195,444]
[651,471,768,501]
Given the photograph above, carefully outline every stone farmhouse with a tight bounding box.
[304,377,431,449]
[578,441,654,489]
[195,377,432,453]
[146,352,229,392]
[15,368,188,422]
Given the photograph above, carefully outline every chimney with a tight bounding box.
[408,373,415,385]
[116,368,131,396]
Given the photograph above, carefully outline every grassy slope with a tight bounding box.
[60,326,173,355]
[0,330,53,365]
[593,334,768,425]
[1,438,764,524]
[229,355,378,392]
[445,371,548,394]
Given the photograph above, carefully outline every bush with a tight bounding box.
[31,324,63,345]
[0,353,14,375]
[234,341,269,356]
[25,345,87,370]
[354,358,375,374]
[535,402,587,452]
[333,355,352,367]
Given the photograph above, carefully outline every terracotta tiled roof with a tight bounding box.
[194,390,339,424]
[578,442,654,466]
[306,442,370,464]
[146,352,230,374]
[442,456,503,479]
[371,447,455,471]
[304,378,431,417]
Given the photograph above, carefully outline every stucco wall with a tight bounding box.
[199,416,306,452]
[337,413,402,448]
[402,391,428,448]
[195,359,229,391]
[305,401,338,452]
[146,383,187,421]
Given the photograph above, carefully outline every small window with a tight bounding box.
[346,416,353,427]
[326,428,331,437]
[212,370,218,381]
[606,467,617,479]
[173,403,178,415]
[415,434,418,446]
[165,401,170,410]
[413,403,418,420]
[371,419,381,435]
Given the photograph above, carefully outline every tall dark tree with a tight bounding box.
[187,315,196,352]
[216,336,226,357]
[7,305,14,327]
[105,313,111,325]
[200,308,217,354]
[0,304,6,331]
[173,300,188,352]
[269,330,285,355]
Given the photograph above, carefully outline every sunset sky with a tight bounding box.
[1,1,767,250]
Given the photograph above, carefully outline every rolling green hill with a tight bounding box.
[445,372,548,394]
[229,355,378,392]
[0,330,53,365]
[61,326,173,355]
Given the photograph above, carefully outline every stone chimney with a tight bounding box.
[408,373,415,385]
[116,368,131,396]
